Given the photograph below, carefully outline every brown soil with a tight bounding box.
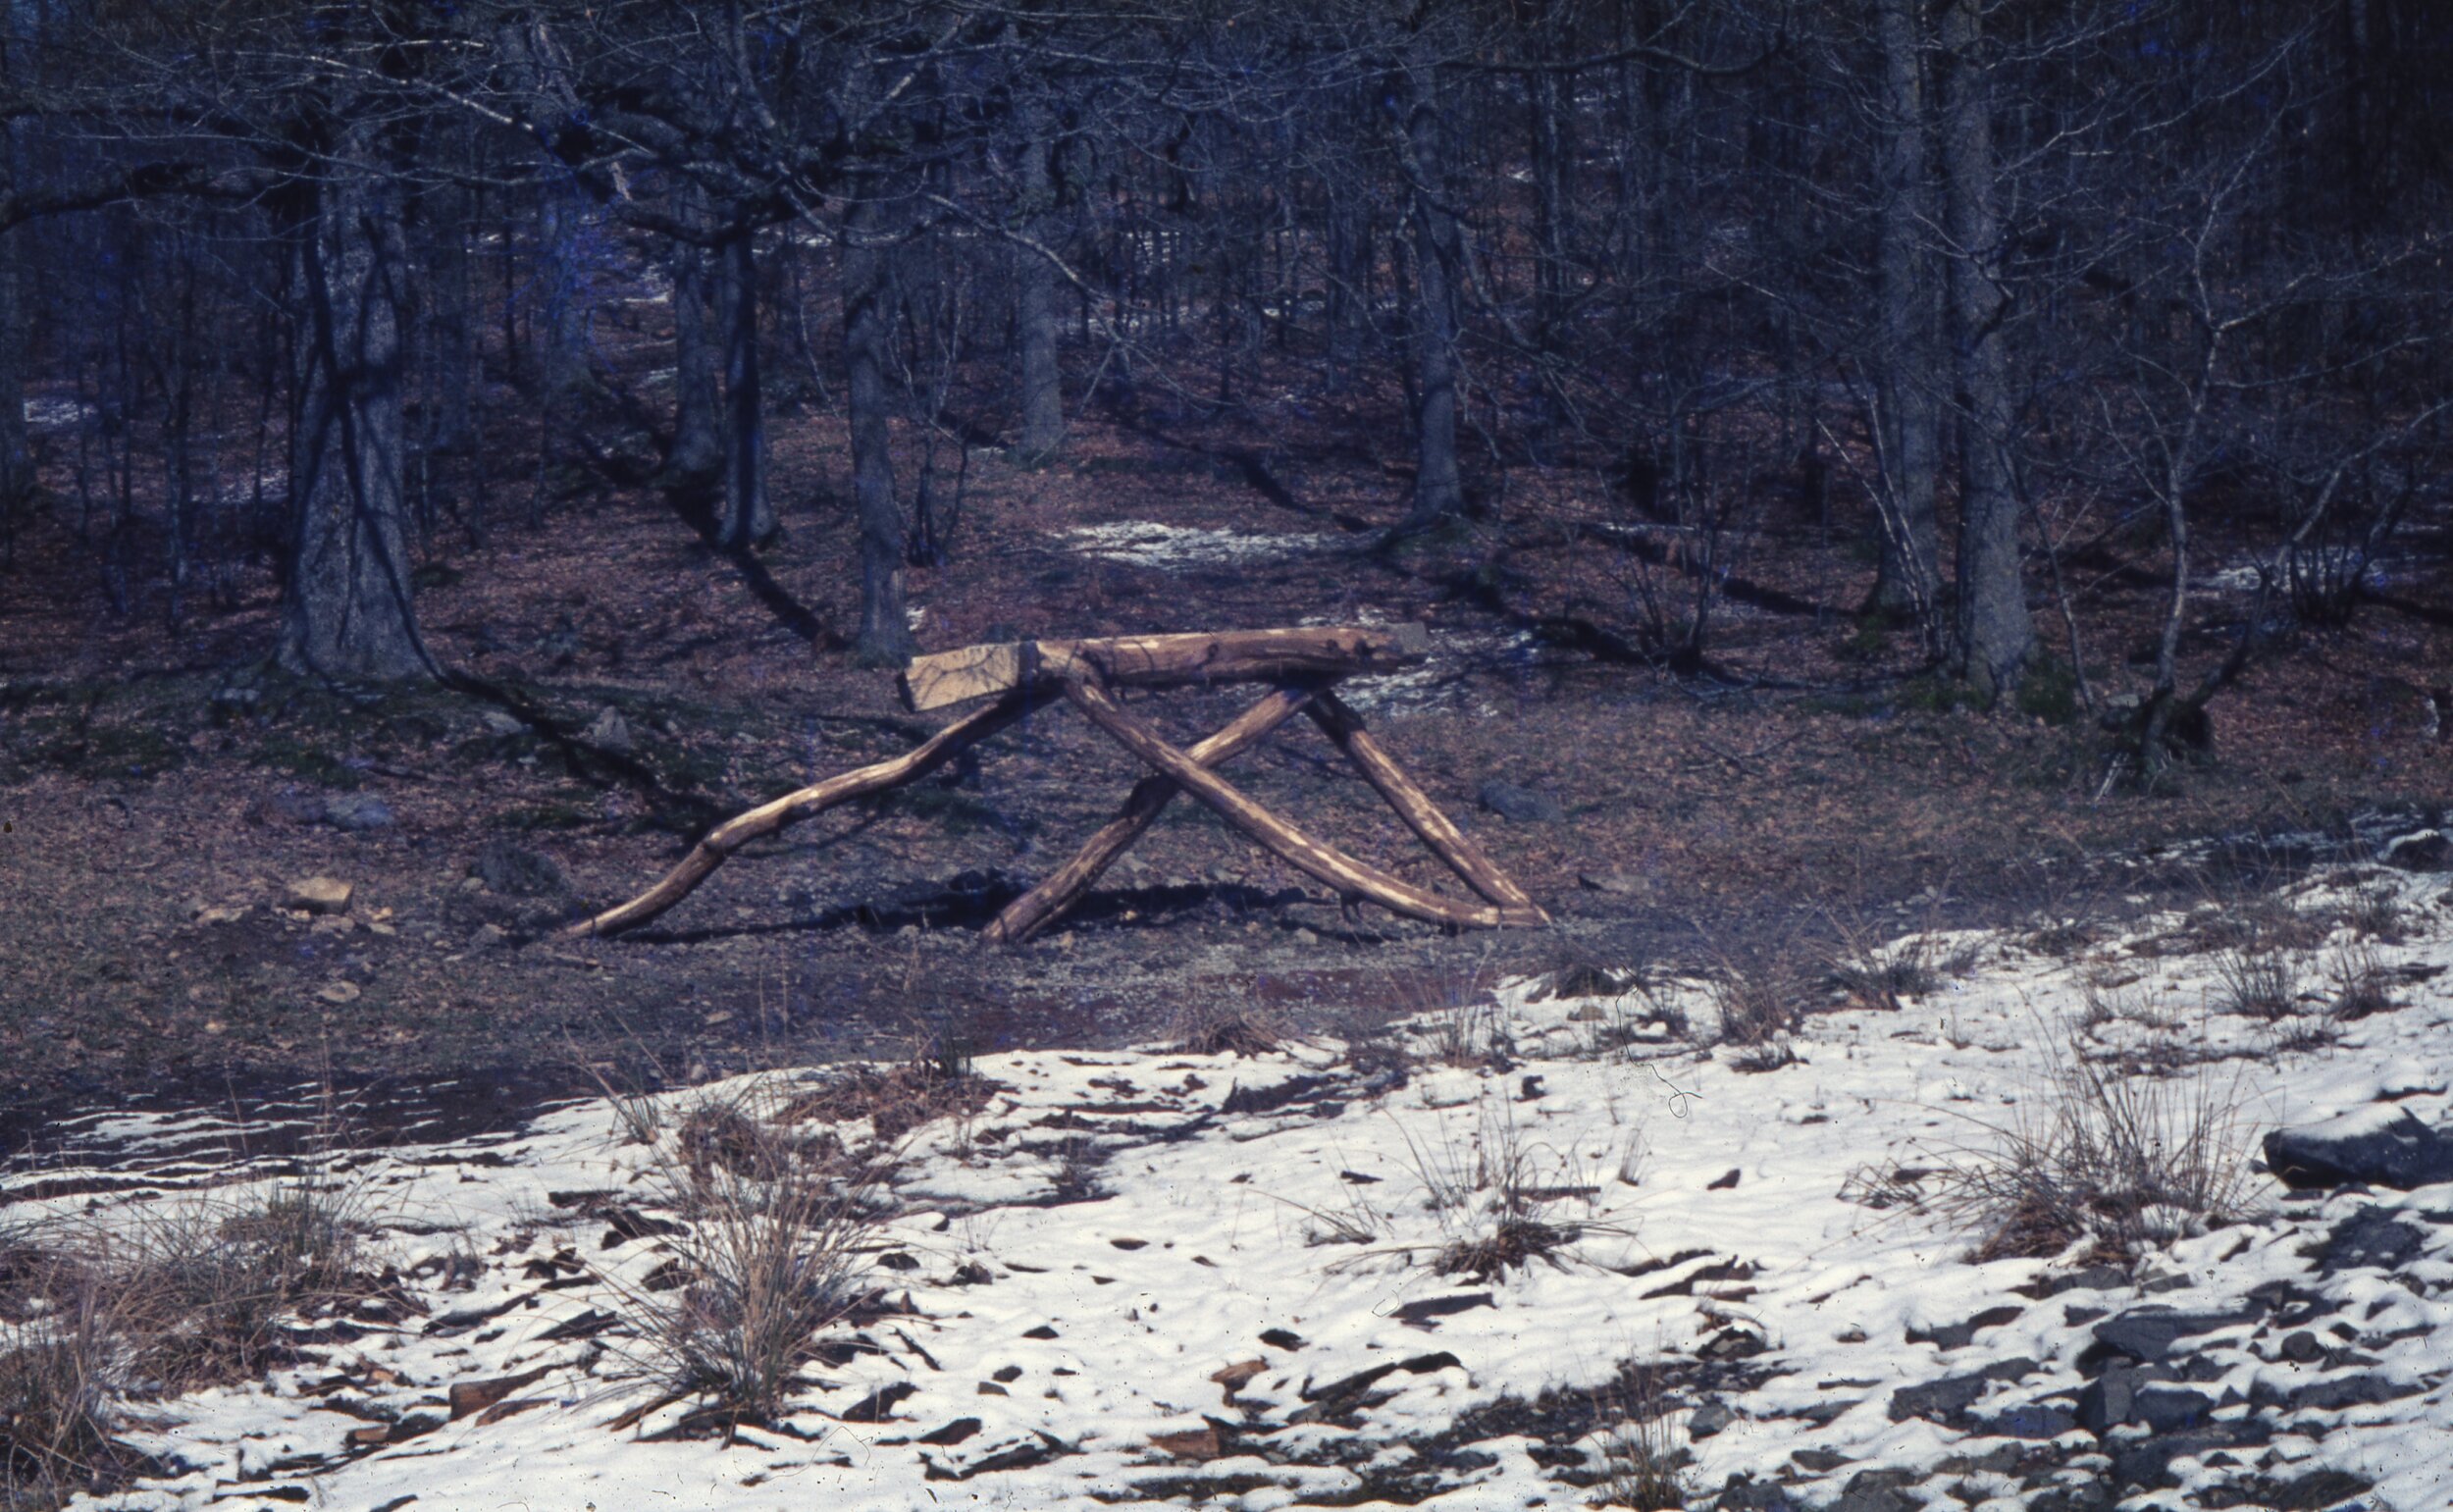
[3,341,2449,1140]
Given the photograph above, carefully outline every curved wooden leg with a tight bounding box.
[986,684,1317,944]
[1063,679,1544,930]
[1305,691,1547,919]
[569,692,1031,938]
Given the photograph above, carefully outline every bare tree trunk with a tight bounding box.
[1870,0,1943,640]
[844,189,914,666]
[716,220,775,548]
[278,154,431,681]
[1014,108,1066,459]
[1940,0,2031,699]
[1397,40,1467,529]
[666,213,723,486]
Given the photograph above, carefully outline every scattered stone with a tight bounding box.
[1688,1401,1735,1438]
[1578,870,1642,895]
[323,794,396,831]
[470,923,507,950]
[583,704,634,753]
[2317,1204,2427,1273]
[475,839,571,899]
[448,1366,553,1421]
[1149,1422,1222,1460]
[316,980,363,1005]
[1889,1358,2036,1424]
[2264,1106,2453,1190]
[2277,1330,2325,1364]
[1393,1293,1492,1329]
[2090,1306,2252,1365]
[1699,1327,1766,1361]
[1478,781,1564,824]
[2381,829,2450,871]
[1906,1304,2024,1351]
[285,876,353,914]
[478,708,528,737]
[1792,1448,1853,1472]
[1210,1360,1267,1397]
[1259,1328,1306,1351]
[1707,1168,1742,1189]
[1832,1467,1925,1512]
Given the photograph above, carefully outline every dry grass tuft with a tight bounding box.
[1934,1040,2262,1263]
[1589,1365,1692,1512]
[1,1275,130,1512]
[108,1179,365,1388]
[1708,964,1801,1048]
[608,1090,881,1432]
[1170,1000,1290,1058]
[2211,946,2301,1020]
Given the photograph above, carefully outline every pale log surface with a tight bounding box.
[569,693,1029,938]
[900,623,1430,710]
[985,684,1318,943]
[1063,679,1545,929]
[1305,691,1546,916]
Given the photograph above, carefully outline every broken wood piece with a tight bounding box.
[1062,679,1544,930]
[984,684,1318,944]
[899,623,1430,711]
[1304,691,1546,918]
[568,692,1031,938]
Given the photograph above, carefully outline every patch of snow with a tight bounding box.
[1064,519,1336,570]
[12,856,2453,1511]
[24,396,94,430]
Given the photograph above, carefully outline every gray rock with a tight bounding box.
[1833,1468,1925,1512]
[584,704,634,753]
[471,922,507,949]
[2381,829,2449,871]
[1906,1303,2024,1351]
[1477,781,1564,824]
[479,708,528,737]
[1971,1400,2080,1439]
[475,839,571,899]
[2277,1330,2324,1364]
[323,793,395,831]
[1889,1358,2036,1424]
[1688,1401,1735,1439]
[2265,1107,2453,1190]
[2318,1204,2427,1273]
[2077,1363,2147,1436]
[2132,1384,2217,1434]
[2092,1306,2251,1364]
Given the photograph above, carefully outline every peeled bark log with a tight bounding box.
[901,623,1429,711]
[1304,691,1544,916]
[1063,679,1542,930]
[569,693,1028,938]
[986,684,1317,943]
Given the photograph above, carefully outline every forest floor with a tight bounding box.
[1,352,2450,1144]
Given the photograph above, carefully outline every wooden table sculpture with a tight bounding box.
[571,624,1548,941]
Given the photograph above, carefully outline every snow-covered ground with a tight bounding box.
[9,846,2453,1511]
[1064,520,1339,570]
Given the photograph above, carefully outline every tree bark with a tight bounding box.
[666,212,723,486]
[1940,0,2031,699]
[716,220,774,548]
[1871,0,1943,638]
[1014,108,1066,459]
[278,151,431,681]
[844,187,915,666]
[1397,40,1468,528]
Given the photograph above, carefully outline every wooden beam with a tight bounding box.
[1063,679,1545,931]
[984,684,1317,945]
[900,623,1431,711]
[1304,692,1547,918]
[568,693,1031,939]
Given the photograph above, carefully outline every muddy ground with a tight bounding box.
[4,367,2450,1149]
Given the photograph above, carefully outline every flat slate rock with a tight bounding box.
[2264,1105,2453,1190]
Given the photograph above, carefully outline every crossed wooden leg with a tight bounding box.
[1060,679,1548,931]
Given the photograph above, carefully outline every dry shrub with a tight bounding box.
[2341,888,2412,944]
[1935,1041,2261,1263]
[1,1274,131,1512]
[1589,1365,1691,1512]
[781,1061,997,1144]
[610,1096,882,1431]
[2211,947,2301,1020]
[1170,999,1289,1058]
[109,1180,363,1387]
[2325,942,2399,1020]
[1396,1101,1620,1281]
[1709,964,1800,1048]
[1433,1216,1576,1282]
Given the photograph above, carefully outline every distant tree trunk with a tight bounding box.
[0,126,30,530]
[278,155,431,681]
[1397,44,1468,529]
[843,189,914,666]
[666,220,723,486]
[1014,106,1066,459]
[1940,0,2030,699]
[1871,0,1943,638]
[716,220,774,548]
[1528,65,1572,358]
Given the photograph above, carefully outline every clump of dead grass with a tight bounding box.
[2211,946,2302,1020]
[1707,962,1801,1049]
[1932,1038,2262,1263]
[108,1177,366,1387]
[1170,999,1290,1058]
[607,1087,882,1433]
[1588,1364,1693,1512]
[1,1271,131,1512]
